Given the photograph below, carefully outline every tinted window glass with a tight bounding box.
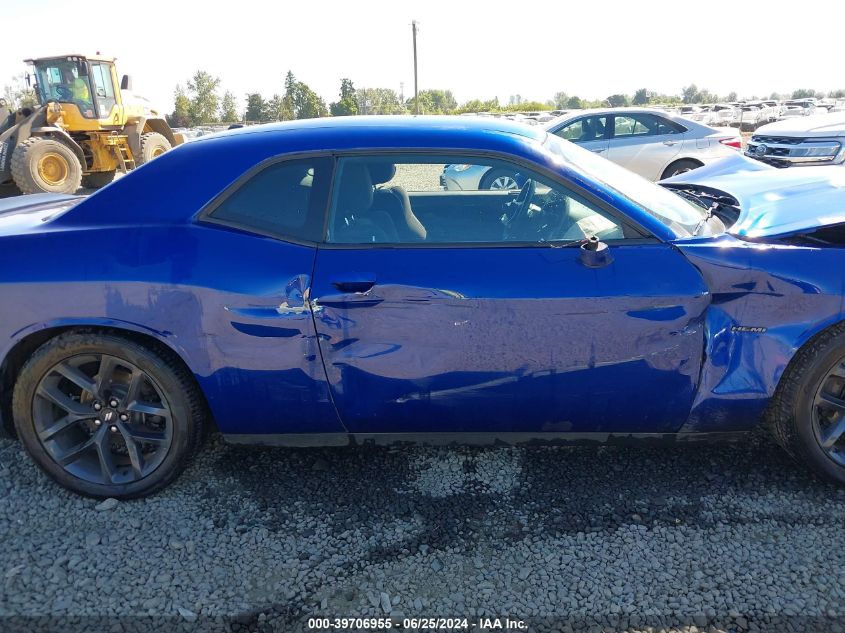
[613,113,684,138]
[207,158,331,242]
[328,155,631,245]
[553,116,608,142]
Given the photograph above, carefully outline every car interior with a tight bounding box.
[328,158,627,245]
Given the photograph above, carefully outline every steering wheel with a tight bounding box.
[54,85,73,101]
[501,178,535,240]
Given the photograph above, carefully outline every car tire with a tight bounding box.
[81,170,117,189]
[661,159,702,180]
[135,132,172,166]
[769,324,845,485]
[479,168,520,191]
[12,331,205,498]
[10,137,83,195]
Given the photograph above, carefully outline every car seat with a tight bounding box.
[368,163,427,241]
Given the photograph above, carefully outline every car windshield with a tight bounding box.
[542,132,706,236]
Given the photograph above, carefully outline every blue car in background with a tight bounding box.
[2,116,845,498]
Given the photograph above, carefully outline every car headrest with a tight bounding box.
[368,163,397,185]
[337,162,373,211]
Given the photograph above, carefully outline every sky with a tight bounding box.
[1,0,840,114]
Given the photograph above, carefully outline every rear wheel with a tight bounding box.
[769,325,845,485]
[82,170,116,189]
[660,159,702,180]
[10,137,83,195]
[135,132,171,166]
[12,332,205,498]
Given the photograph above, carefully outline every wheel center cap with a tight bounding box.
[100,409,118,424]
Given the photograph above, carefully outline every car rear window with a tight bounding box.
[205,157,331,242]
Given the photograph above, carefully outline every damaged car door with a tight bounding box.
[310,153,711,437]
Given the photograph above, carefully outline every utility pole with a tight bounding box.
[412,20,419,114]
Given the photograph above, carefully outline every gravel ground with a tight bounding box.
[1,431,845,633]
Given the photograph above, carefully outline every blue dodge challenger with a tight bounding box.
[1,116,845,498]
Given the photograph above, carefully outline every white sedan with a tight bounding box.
[544,107,742,181]
[442,108,742,189]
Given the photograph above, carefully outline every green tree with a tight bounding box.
[552,91,569,109]
[792,88,819,99]
[829,89,845,99]
[356,87,405,115]
[565,96,584,109]
[186,71,221,124]
[727,92,739,102]
[682,84,700,104]
[409,89,457,114]
[265,93,293,122]
[219,91,239,122]
[632,88,650,105]
[168,84,192,127]
[697,89,717,104]
[244,93,266,122]
[330,78,358,116]
[281,70,328,119]
[455,97,500,113]
[606,94,629,108]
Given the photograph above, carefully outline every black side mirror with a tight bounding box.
[121,75,132,91]
[580,236,613,268]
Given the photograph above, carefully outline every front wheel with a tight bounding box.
[479,168,520,191]
[769,325,845,485]
[10,137,83,195]
[12,332,205,498]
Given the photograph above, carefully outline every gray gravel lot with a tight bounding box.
[2,431,845,633]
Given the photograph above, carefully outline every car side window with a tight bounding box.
[205,157,331,242]
[327,155,633,246]
[613,114,685,138]
[553,116,608,143]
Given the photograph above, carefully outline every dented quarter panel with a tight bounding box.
[675,234,845,432]
[0,224,343,435]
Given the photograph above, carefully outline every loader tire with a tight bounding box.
[11,137,83,195]
[135,132,171,166]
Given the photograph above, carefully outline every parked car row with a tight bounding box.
[444,107,742,187]
[674,98,845,131]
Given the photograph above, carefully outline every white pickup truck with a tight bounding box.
[745,113,845,166]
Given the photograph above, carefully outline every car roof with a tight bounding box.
[55,116,554,229]
[543,107,681,127]
[195,115,547,146]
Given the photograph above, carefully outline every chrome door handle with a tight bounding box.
[663,140,677,146]
[591,148,606,153]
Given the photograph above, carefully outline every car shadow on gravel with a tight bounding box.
[205,431,840,557]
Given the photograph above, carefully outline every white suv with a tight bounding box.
[746,113,845,167]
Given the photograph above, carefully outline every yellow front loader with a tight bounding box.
[0,54,184,194]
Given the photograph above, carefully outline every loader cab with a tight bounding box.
[28,55,124,129]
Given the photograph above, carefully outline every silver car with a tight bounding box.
[442,107,742,188]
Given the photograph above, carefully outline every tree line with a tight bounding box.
[2,71,844,124]
[168,71,845,127]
